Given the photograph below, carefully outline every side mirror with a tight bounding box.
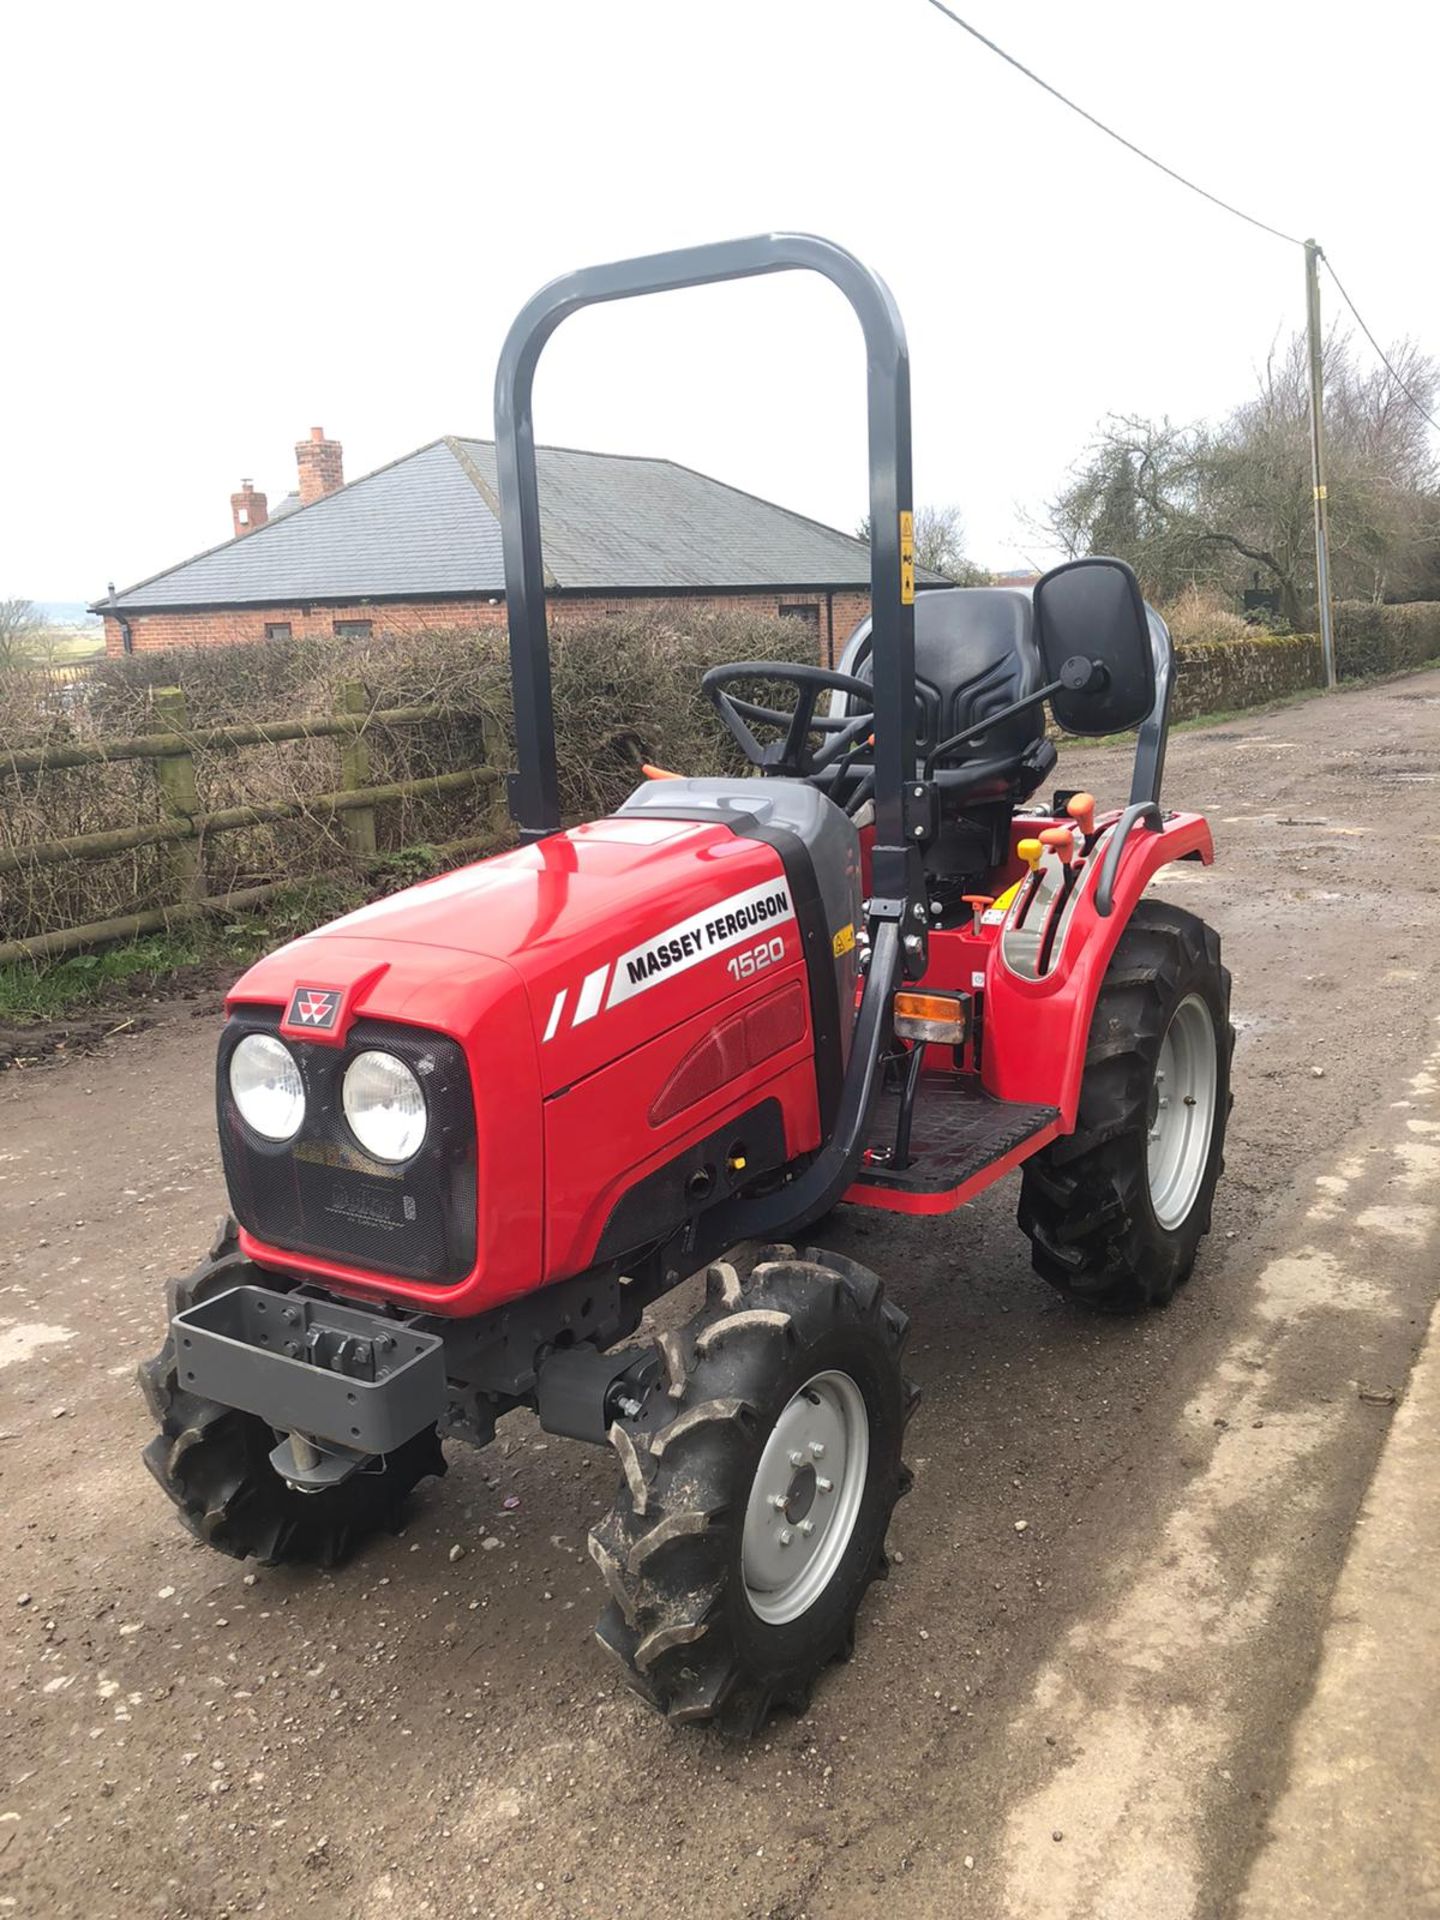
[1034,556,1157,735]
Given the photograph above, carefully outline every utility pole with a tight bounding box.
[1304,239,1337,688]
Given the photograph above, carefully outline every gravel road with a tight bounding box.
[4,669,1440,1920]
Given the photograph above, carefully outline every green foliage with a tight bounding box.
[0,882,367,1021]
[0,927,243,1021]
[1334,599,1440,678]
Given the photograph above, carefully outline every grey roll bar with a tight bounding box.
[1130,607,1175,809]
[492,231,919,910]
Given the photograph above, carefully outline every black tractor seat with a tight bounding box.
[837,586,1055,808]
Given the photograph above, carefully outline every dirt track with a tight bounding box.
[4,671,1440,1920]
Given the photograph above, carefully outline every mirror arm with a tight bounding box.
[924,677,1066,774]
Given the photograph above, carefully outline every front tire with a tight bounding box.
[589,1248,918,1735]
[1018,901,1233,1311]
[138,1218,446,1566]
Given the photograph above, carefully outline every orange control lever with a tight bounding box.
[1040,826,1076,867]
[1067,791,1097,839]
[961,892,995,934]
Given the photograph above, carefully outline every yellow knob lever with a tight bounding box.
[1017,837,1044,873]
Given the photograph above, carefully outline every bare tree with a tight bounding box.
[1047,331,1440,624]
[0,597,48,672]
[856,504,989,583]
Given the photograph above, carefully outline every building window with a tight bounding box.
[334,619,373,640]
[778,603,820,632]
[264,622,292,642]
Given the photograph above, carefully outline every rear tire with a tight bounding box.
[138,1218,446,1566]
[1018,901,1233,1312]
[589,1247,918,1735]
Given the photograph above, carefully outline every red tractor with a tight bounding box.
[140,234,1233,1734]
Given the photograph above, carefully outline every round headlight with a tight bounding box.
[343,1050,427,1163]
[229,1033,305,1142]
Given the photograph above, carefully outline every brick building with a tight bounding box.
[96,429,932,664]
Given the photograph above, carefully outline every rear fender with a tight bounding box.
[978,811,1213,1128]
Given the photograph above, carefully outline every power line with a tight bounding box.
[920,1,1303,249]
[1321,254,1440,434]
[920,3,1438,440]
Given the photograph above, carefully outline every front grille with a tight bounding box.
[218,1007,478,1285]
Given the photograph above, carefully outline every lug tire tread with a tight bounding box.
[590,1250,917,1735]
[1018,902,1234,1311]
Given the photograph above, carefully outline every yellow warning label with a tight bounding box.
[899,510,915,605]
[991,879,1022,914]
[832,923,856,958]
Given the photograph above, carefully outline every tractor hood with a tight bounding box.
[227,815,788,1094]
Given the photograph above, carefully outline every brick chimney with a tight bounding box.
[230,479,269,538]
[296,425,344,505]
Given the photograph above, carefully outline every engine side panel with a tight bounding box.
[543,966,821,1281]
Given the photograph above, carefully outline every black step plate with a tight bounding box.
[856,1080,1059,1197]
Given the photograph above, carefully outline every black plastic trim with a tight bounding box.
[217,1006,478,1285]
[591,1097,788,1265]
[729,818,845,1139]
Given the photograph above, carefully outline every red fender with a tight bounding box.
[978,810,1214,1127]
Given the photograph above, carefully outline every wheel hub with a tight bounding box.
[783,1462,818,1523]
[742,1370,869,1626]
[1147,992,1219,1230]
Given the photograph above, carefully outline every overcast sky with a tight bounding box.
[4,0,1435,603]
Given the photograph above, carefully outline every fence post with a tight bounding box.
[339,681,377,857]
[151,686,203,904]
[479,707,511,841]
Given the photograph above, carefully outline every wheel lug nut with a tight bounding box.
[816,1475,833,1493]
[798,1519,815,1538]
[788,1450,805,1468]
[778,1528,793,1547]
[769,1493,788,1510]
[809,1442,825,1458]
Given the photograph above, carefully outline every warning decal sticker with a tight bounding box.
[900,509,916,605]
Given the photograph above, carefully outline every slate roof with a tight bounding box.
[97,437,923,613]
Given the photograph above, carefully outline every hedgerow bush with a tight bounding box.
[0,611,809,947]
[1334,600,1440,679]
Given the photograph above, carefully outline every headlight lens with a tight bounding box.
[229,1034,305,1142]
[343,1050,428,1163]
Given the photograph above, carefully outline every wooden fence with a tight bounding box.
[0,682,506,965]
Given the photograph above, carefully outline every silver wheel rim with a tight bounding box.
[1147,992,1219,1230]
[741,1370,869,1626]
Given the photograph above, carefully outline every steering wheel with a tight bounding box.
[702,661,878,778]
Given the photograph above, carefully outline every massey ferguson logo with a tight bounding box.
[541,878,797,1040]
[288,986,341,1031]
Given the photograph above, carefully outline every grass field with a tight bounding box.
[36,625,107,666]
